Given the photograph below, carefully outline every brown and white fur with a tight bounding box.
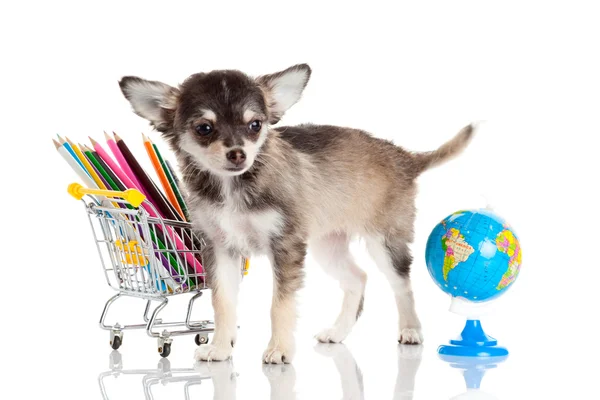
[119,64,475,364]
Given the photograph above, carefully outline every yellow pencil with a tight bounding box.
[53,139,98,189]
[66,137,107,189]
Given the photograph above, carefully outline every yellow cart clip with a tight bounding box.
[68,182,146,207]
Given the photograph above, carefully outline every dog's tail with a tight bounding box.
[408,123,476,177]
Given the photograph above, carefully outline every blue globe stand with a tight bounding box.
[438,319,509,357]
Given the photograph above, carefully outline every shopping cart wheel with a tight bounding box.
[110,330,123,350]
[195,334,209,346]
[111,335,122,350]
[158,343,171,358]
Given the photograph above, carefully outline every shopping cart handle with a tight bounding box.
[68,182,146,208]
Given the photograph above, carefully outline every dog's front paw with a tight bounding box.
[399,328,423,345]
[195,344,233,362]
[315,325,351,343]
[263,343,294,364]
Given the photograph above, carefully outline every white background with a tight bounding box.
[1,1,599,399]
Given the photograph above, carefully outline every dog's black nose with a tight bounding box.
[226,149,246,166]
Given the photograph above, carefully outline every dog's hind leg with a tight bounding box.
[366,234,423,344]
[310,233,367,343]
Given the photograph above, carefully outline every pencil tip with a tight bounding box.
[89,136,98,146]
[52,138,61,149]
[114,132,122,141]
[65,137,74,146]
[104,131,112,141]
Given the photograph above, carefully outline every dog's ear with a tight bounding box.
[256,64,311,124]
[119,76,180,131]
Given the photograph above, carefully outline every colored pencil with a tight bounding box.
[122,140,192,257]
[89,144,182,289]
[105,132,163,208]
[89,145,127,192]
[97,143,192,287]
[150,226,195,288]
[155,144,189,220]
[58,135,88,174]
[114,133,203,274]
[53,139,98,190]
[55,139,122,218]
[82,145,120,191]
[143,134,186,220]
[88,140,193,285]
[57,134,202,282]
[165,160,180,185]
[106,132,144,191]
[66,138,106,189]
[151,171,183,220]
[143,180,204,277]
[82,149,111,189]
[90,136,140,193]
[114,133,179,221]
[56,141,177,290]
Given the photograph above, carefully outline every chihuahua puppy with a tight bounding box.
[119,64,474,364]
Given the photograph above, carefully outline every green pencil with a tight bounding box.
[152,143,189,220]
[82,145,194,288]
[82,145,121,191]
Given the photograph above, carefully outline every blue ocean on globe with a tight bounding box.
[425,209,522,302]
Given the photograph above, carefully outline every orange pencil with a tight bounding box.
[142,133,186,220]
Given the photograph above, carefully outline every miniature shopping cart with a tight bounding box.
[68,183,248,357]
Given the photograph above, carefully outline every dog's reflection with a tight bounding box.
[262,343,423,400]
[194,360,238,400]
[263,362,298,399]
[313,343,365,399]
[393,344,423,400]
[100,344,422,399]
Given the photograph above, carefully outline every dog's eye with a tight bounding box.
[249,120,262,133]
[195,123,213,136]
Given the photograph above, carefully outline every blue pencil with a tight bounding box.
[57,135,90,177]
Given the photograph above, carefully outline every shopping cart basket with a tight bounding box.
[68,183,248,357]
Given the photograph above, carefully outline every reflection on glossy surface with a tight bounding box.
[394,345,423,400]
[263,363,297,399]
[311,343,423,400]
[98,344,424,399]
[98,350,237,400]
[439,354,507,400]
[194,360,238,400]
[98,351,222,399]
[314,343,365,399]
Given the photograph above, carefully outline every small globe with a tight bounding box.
[425,209,522,302]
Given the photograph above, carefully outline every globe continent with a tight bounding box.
[425,209,522,302]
